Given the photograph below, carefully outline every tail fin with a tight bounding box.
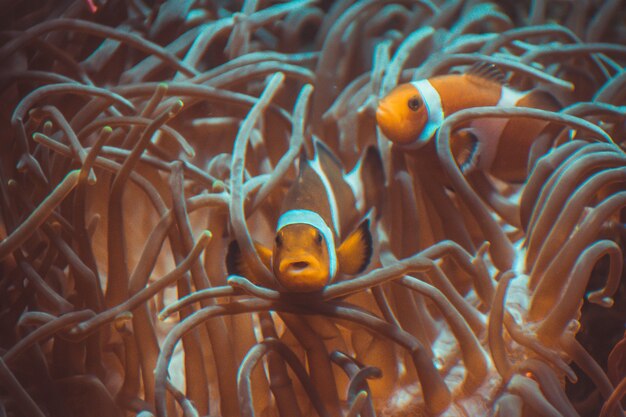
[225,240,242,276]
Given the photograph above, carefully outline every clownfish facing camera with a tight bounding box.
[227,139,384,292]
[376,62,561,182]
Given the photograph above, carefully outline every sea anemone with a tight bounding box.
[0,1,625,416]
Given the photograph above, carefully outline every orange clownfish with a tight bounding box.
[376,63,561,182]
[227,139,383,292]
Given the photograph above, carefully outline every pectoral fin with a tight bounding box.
[337,217,373,275]
[452,128,480,175]
[225,240,273,278]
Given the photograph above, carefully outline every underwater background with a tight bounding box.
[1,0,626,416]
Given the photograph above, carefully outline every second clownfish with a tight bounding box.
[227,139,383,292]
[376,62,561,182]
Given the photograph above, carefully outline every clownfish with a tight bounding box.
[227,139,383,292]
[376,62,561,182]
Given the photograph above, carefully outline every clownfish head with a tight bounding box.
[376,83,429,147]
[225,139,378,293]
[272,223,332,292]
[226,214,373,293]
[377,80,446,149]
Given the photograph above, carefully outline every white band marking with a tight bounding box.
[401,79,444,148]
[497,86,525,107]
[277,209,337,278]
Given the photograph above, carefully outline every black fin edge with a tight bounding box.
[362,146,385,218]
[363,146,384,180]
[356,218,373,274]
[225,240,241,276]
[459,129,480,175]
[312,137,343,169]
[467,61,506,85]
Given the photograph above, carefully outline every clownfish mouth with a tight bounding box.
[276,255,329,292]
[375,101,394,132]
[287,261,311,273]
[278,255,323,277]
[376,101,409,145]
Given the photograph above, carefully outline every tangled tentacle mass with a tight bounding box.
[1,1,625,416]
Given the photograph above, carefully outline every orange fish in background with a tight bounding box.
[227,139,384,292]
[376,62,561,182]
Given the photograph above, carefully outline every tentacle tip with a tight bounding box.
[227,275,244,287]
[477,241,491,255]
[273,71,286,83]
[102,126,113,134]
[32,132,44,143]
[171,100,184,114]
[67,170,82,181]
[587,293,614,308]
[84,0,98,13]
[87,170,98,185]
[200,230,213,242]
[212,180,226,192]
[15,159,26,173]
[184,147,196,158]
[67,326,82,338]
[355,390,368,399]
[50,221,62,232]
[113,311,133,332]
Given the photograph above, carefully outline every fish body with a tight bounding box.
[227,140,381,292]
[376,64,561,182]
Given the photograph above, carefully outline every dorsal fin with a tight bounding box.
[360,146,385,218]
[467,61,506,85]
[344,146,385,219]
[298,146,308,175]
[312,137,343,172]
[299,137,343,175]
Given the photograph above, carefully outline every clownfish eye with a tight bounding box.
[314,230,323,245]
[408,96,422,111]
[275,233,283,247]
